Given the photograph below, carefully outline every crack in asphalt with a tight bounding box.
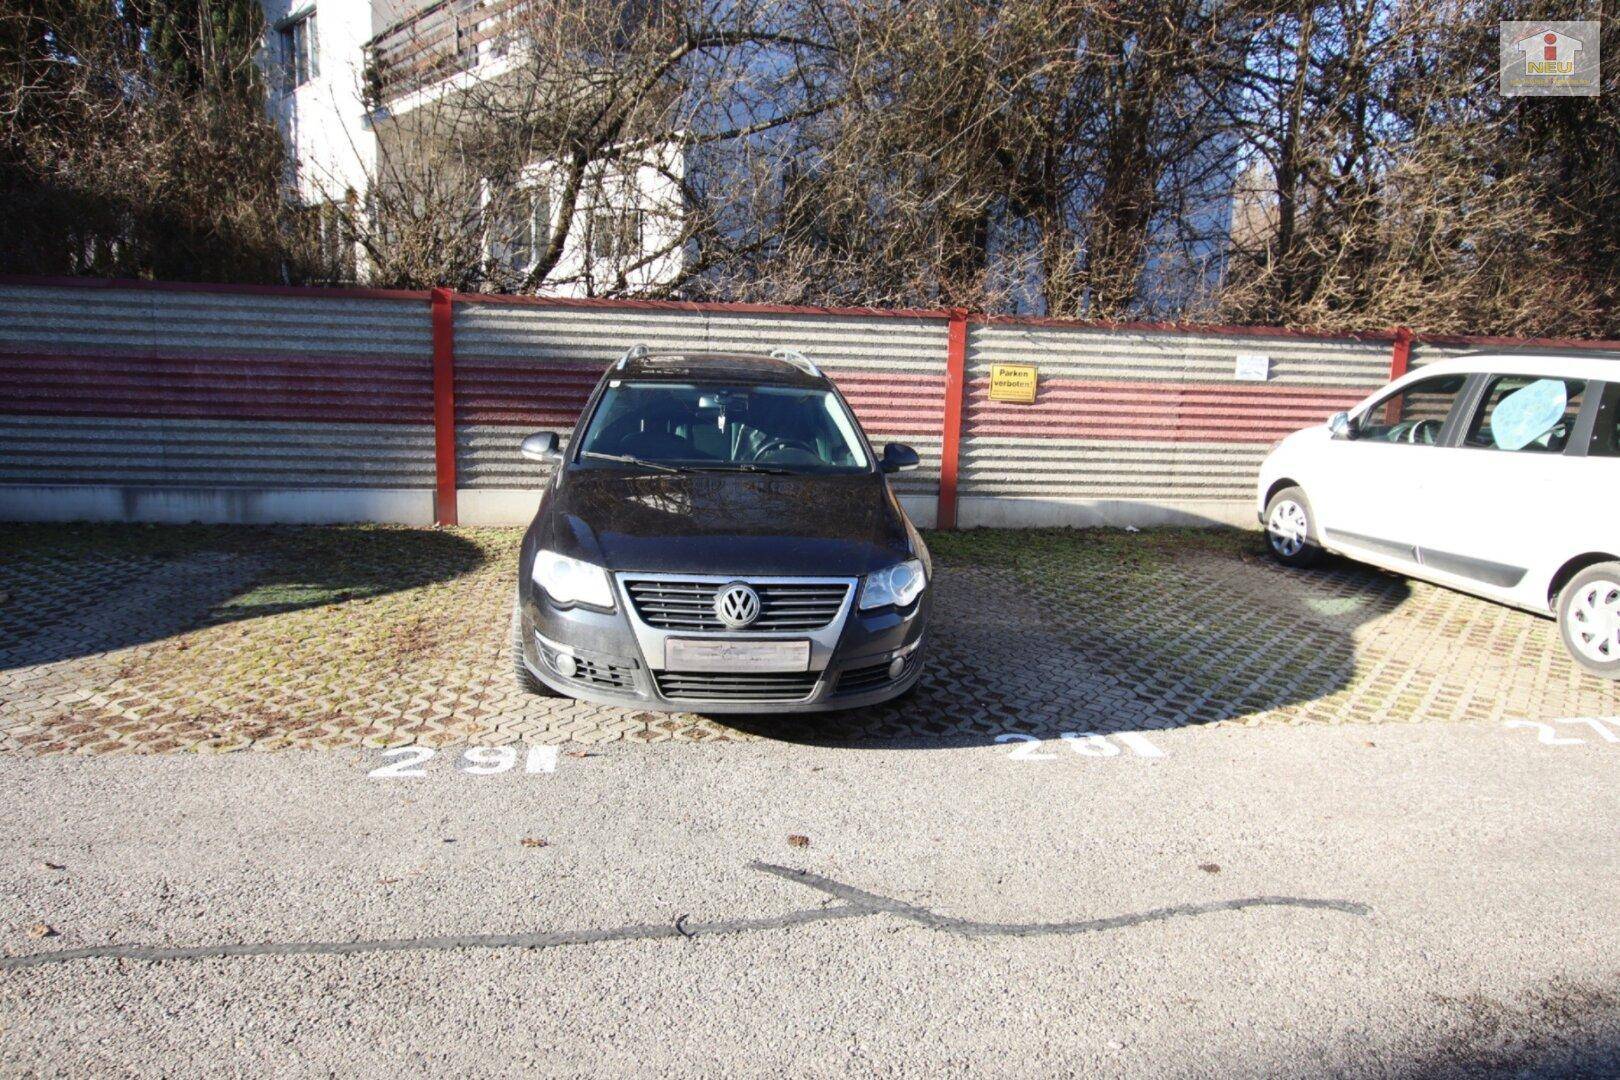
[751,862,1373,937]
[0,861,1371,971]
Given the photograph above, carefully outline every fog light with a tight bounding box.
[555,653,578,679]
[887,656,906,680]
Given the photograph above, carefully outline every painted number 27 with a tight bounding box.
[1504,718,1620,747]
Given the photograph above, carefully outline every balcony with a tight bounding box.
[364,0,529,106]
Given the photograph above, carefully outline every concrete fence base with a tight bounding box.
[0,486,435,527]
[954,496,1257,531]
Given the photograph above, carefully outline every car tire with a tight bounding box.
[1557,562,1620,680]
[511,595,563,697]
[1263,486,1323,568]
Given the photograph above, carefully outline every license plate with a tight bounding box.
[664,638,810,672]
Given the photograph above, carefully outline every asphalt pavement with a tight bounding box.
[2,718,1618,1076]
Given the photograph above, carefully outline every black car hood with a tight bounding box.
[542,469,913,576]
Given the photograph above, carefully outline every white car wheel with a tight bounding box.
[1267,501,1309,558]
[1559,563,1620,679]
[1263,486,1321,568]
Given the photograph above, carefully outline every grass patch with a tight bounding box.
[924,526,1259,574]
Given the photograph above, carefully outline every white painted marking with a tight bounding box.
[368,746,433,778]
[1062,732,1121,757]
[996,733,1058,761]
[1113,732,1167,758]
[1504,720,1585,746]
[998,730,1168,761]
[1554,717,1620,743]
[368,745,564,778]
[460,746,518,774]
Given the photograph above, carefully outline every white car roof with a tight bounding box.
[1405,351,1620,384]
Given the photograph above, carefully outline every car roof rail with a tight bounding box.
[768,347,820,377]
[615,343,650,370]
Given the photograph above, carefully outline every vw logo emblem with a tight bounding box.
[714,583,761,629]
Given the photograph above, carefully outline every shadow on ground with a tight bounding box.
[722,528,1413,748]
[0,524,488,672]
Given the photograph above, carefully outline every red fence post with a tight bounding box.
[936,308,969,531]
[430,287,458,526]
[1389,325,1414,381]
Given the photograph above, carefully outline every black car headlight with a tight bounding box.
[858,558,927,611]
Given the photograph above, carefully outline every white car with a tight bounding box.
[1257,352,1619,679]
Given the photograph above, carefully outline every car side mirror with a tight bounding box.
[1327,412,1357,439]
[520,431,562,463]
[881,442,920,473]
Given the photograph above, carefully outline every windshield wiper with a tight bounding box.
[685,463,797,475]
[580,451,685,474]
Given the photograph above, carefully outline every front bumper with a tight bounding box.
[517,574,929,714]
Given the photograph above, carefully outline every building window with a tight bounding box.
[591,208,643,262]
[303,197,355,282]
[279,11,318,91]
[485,186,551,276]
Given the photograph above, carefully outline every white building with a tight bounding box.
[256,0,685,293]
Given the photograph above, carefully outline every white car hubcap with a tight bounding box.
[1267,500,1309,558]
[1567,578,1620,664]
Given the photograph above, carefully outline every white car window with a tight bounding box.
[1355,374,1467,445]
[1463,376,1586,454]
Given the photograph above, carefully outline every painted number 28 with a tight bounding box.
[996,731,1165,761]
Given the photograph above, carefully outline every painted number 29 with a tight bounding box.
[368,745,561,778]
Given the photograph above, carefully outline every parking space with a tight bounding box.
[6,523,1620,1074]
[1,523,1615,755]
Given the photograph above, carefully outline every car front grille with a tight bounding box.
[623,579,850,632]
[653,670,821,702]
[570,657,635,691]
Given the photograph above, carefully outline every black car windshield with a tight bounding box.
[576,382,871,473]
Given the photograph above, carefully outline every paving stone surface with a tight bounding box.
[0,524,1613,755]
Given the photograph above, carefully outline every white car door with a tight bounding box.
[1415,373,1597,607]
[1310,372,1472,568]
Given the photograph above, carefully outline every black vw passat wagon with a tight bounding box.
[511,347,931,712]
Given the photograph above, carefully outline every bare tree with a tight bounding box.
[0,0,333,283]
[344,0,844,294]
[1213,0,1607,335]
[5,0,1615,338]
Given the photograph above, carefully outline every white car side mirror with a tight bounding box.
[1327,411,1354,438]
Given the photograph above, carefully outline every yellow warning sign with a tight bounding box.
[988,363,1038,404]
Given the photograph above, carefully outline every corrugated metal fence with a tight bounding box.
[0,277,1602,529]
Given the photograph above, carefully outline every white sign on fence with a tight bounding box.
[1234,353,1271,382]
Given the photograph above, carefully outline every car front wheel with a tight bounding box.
[1264,486,1322,568]
[1558,562,1620,679]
